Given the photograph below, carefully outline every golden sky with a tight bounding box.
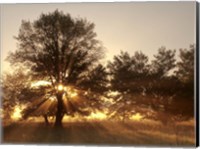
[0,2,196,73]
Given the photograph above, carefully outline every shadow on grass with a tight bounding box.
[2,120,195,146]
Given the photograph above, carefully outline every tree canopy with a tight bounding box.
[8,10,104,88]
[151,47,176,77]
[176,44,194,84]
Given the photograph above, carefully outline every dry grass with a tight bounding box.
[2,119,195,146]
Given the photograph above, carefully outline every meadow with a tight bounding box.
[2,119,195,146]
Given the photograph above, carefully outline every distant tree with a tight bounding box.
[132,51,149,75]
[151,47,176,78]
[79,64,108,93]
[108,50,149,92]
[147,47,178,95]
[107,51,150,121]
[176,45,194,84]
[108,51,133,92]
[130,51,150,92]
[147,46,194,123]
[174,44,195,104]
[7,10,104,127]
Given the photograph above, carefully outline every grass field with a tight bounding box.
[2,119,195,146]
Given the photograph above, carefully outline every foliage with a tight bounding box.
[1,69,34,119]
[151,46,176,77]
[108,51,149,92]
[107,45,194,122]
[176,44,194,84]
[7,10,104,87]
[7,10,105,126]
[79,64,108,93]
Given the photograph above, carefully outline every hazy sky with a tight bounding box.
[0,2,196,73]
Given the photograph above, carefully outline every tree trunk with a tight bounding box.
[43,114,49,126]
[54,93,64,128]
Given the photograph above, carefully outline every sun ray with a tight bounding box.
[11,105,26,120]
[87,111,107,120]
[31,80,51,88]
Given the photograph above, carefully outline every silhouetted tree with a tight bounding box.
[151,46,176,77]
[176,44,194,84]
[130,51,150,92]
[147,47,177,95]
[107,51,150,121]
[172,45,195,119]
[146,46,194,123]
[7,10,104,127]
[79,64,108,93]
[132,51,149,74]
[108,51,133,92]
[108,50,149,92]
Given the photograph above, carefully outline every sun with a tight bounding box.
[57,84,64,91]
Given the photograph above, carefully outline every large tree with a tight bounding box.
[7,10,104,127]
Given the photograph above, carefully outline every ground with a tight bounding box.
[2,119,195,146]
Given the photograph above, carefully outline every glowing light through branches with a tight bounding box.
[87,111,107,120]
[49,96,56,101]
[69,92,78,98]
[54,85,79,99]
[130,113,143,121]
[31,80,51,88]
[11,105,26,120]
